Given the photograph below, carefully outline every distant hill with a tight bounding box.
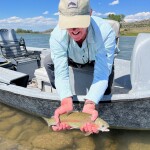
[41,19,150,36]
[40,29,53,34]
[120,19,150,36]
[121,19,150,28]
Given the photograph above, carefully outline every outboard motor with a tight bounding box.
[105,19,120,54]
[130,33,150,92]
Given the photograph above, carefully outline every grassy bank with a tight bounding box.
[120,27,150,36]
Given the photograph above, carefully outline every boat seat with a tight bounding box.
[0,29,40,60]
[0,67,29,87]
[130,33,150,93]
[0,29,39,80]
[34,67,57,93]
[105,19,120,54]
[0,29,28,58]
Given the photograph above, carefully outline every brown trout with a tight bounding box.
[43,112,109,134]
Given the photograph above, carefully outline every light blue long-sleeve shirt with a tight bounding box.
[50,16,116,104]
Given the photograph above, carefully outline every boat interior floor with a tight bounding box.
[112,58,131,94]
[28,58,132,95]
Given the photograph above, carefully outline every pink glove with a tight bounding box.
[52,122,71,131]
[80,123,99,134]
[52,97,73,131]
[80,100,99,134]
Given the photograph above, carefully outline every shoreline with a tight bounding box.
[120,25,150,36]
[17,28,150,37]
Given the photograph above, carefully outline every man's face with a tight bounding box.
[67,28,88,42]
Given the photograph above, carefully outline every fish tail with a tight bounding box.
[84,132,92,136]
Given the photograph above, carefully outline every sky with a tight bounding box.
[0,0,150,31]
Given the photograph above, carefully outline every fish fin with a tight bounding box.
[84,132,92,136]
[66,110,74,116]
[69,127,77,130]
[42,117,56,127]
[70,126,78,130]
[48,126,53,131]
[42,117,49,124]
[102,128,110,132]
[66,110,80,116]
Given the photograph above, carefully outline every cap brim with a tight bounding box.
[59,15,90,29]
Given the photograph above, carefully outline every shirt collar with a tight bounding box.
[87,23,96,44]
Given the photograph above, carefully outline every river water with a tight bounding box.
[16,34,136,60]
[0,34,149,150]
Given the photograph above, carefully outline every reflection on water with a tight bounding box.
[0,102,150,150]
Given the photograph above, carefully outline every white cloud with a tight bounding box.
[92,11,115,17]
[43,11,49,15]
[109,0,119,6]
[54,12,59,16]
[0,16,58,31]
[92,11,102,17]
[124,12,150,22]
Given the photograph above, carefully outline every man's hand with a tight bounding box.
[52,97,73,131]
[80,100,99,134]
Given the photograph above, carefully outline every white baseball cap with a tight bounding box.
[58,0,91,29]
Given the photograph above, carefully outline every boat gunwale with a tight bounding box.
[0,82,150,103]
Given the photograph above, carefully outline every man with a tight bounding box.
[44,0,116,134]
